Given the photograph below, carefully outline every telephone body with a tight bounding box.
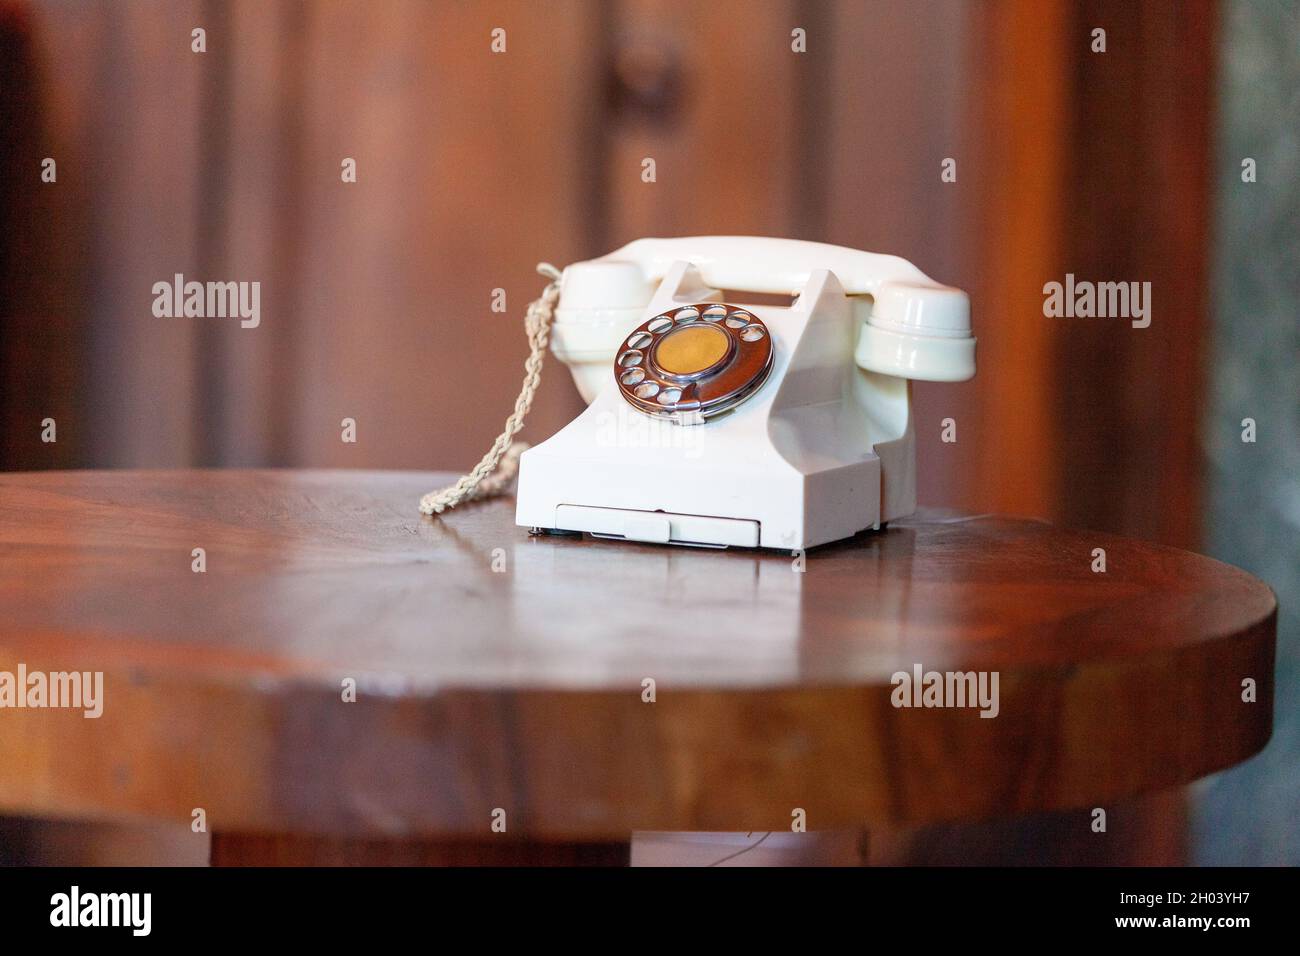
[515,237,974,550]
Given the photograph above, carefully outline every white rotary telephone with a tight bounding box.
[424,237,974,551]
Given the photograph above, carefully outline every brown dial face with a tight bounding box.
[614,303,773,423]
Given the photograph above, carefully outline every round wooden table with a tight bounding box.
[0,470,1276,865]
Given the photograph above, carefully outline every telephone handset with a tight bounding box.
[423,237,974,550]
[549,237,973,403]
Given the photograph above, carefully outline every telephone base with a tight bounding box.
[525,521,892,551]
[517,258,924,551]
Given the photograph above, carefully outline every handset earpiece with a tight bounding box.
[550,240,976,397]
[550,261,655,403]
[854,281,975,382]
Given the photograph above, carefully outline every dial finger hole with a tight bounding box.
[627,331,652,349]
[674,308,700,323]
[702,305,727,322]
[620,368,646,385]
[648,317,672,333]
[740,325,766,342]
[634,382,660,399]
[725,311,752,328]
[618,349,643,367]
[656,387,683,404]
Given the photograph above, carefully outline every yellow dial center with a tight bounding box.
[654,324,730,375]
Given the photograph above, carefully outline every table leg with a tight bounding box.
[209,831,630,866]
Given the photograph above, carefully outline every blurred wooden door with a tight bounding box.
[10,0,1212,548]
[12,0,975,481]
[18,0,600,471]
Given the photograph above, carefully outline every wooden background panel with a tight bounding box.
[196,0,304,466]
[1054,0,1216,550]
[954,0,1073,522]
[27,0,207,467]
[0,2,85,469]
[286,0,597,471]
[5,0,1219,530]
[821,0,1214,549]
[16,0,601,474]
[823,0,968,276]
[602,0,802,246]
[821,0,977,512]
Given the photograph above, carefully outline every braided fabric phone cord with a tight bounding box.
[418,263,562,515]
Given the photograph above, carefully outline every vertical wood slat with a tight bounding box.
[1054,0,1216,550]
[281,0,599,471]
[28,0,208,467]
[602,0,802,244]
[955,0,1073,521]
[0,2,83,468]
[820,0,976,511]
[204,0,307,466]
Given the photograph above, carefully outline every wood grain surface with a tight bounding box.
[0,469,1275,840]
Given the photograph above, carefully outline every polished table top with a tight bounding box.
[0,469,1277,838]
